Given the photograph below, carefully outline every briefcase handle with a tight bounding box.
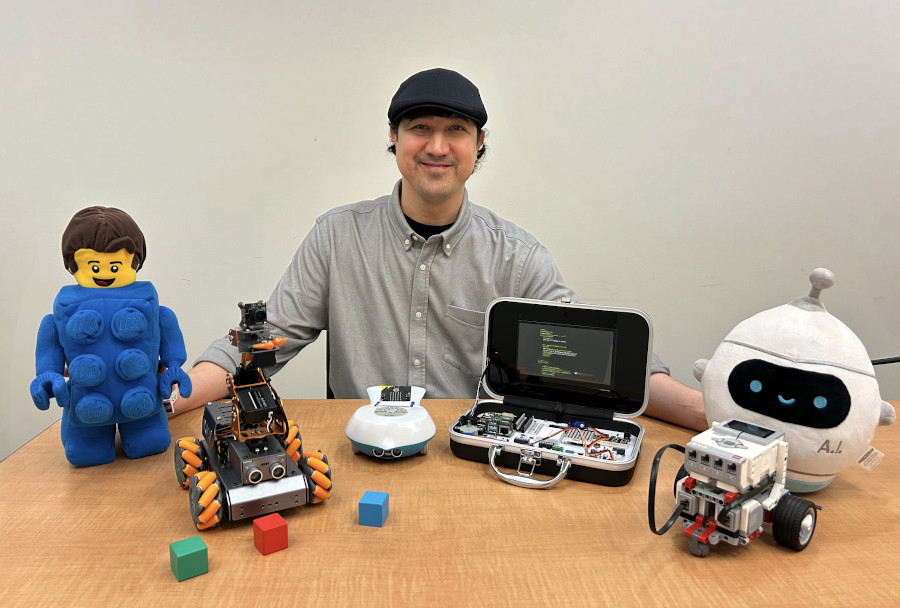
[488,444,571,489]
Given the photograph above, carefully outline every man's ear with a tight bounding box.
[389,127,398,145]
[477,130,486,149]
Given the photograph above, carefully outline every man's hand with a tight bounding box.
[166,361,230,418]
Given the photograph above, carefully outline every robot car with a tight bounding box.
[173,301,333,529]
[345,385,435,459]
[650,418,820,557]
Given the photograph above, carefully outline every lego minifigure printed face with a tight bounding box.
[73,248,137,288]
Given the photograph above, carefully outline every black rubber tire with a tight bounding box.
[772,494,817,551]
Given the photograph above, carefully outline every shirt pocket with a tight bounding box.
[442,305,486,379]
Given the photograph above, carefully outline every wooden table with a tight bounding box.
[2,399,899,607]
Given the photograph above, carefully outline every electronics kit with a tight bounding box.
[450,298,653,488]
[455,410,637,462]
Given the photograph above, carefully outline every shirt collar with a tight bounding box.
[388,179,472,256]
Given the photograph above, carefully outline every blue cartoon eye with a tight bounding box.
[749,380,763,393]
[813,396,828,409]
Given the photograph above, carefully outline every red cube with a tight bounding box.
[253,513,288,555]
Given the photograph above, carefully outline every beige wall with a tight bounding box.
[3,1,898,459]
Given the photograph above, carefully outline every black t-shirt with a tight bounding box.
[404,214,454,241]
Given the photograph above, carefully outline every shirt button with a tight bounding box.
[444,244,451,251]
[415,311,422,319]
[413,358,421,366]
[419,264,426,271]
[405,239,410,246]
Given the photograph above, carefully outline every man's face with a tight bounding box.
[390,114,485,208]
[73,248,137,288]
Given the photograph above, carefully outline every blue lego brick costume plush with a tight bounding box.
[30,206,191,466]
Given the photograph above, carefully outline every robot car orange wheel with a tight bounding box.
[189,470,224,530]
[174,436,208,489]
[280,420,304,466]
[301,451,333,504]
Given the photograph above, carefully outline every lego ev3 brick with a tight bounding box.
[685,420,786,491]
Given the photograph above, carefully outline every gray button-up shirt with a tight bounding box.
[196,181,667,398]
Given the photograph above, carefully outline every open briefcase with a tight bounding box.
[449,298,653,488]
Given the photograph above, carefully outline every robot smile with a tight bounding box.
[92,277,115,287]
[777,395,796,406]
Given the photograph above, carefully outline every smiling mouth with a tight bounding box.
[777,395,796,405]
[93,278,115,287]
[418,157,454,170]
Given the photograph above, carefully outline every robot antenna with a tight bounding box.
[808,268,835,300]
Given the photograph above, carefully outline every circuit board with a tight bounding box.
[453,411,636,461]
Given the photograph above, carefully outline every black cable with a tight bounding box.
[872,356,900,366]
[715,474,775,526]
[648,443,689,536]
[472,358,492,404]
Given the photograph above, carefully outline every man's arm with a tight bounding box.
[169,219,333,417]
[167,361,230,418]
[644,373,707,431]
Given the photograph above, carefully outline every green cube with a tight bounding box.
[169,535,209,581]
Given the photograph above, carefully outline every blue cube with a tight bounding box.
[358,491,389,527]
[169,535,209,581]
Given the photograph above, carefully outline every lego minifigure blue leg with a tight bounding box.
[119,408,171,459]
[61,414,117,467]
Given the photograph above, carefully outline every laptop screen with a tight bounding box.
[515,321,615,390]
[484,299,652,415]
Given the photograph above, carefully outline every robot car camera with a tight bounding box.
[238,300,267,329]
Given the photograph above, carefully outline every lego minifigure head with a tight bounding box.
[61,206,145,288]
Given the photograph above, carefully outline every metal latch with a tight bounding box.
[517,449,541,478]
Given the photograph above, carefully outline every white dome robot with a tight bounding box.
[693,268,895,492]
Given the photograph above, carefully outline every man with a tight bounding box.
[173,68,706,430]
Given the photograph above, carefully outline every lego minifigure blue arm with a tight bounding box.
[30,314,69,409]
[158,306,192,398]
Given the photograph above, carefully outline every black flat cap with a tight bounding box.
[388,68,487,128]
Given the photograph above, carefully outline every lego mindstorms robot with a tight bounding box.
[649,418,820,557]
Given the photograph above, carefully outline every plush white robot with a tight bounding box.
[693,268,895,492]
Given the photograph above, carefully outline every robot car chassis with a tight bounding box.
[650,418,820,557]
[173,301,333,529]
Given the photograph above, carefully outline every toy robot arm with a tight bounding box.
[30,314,69,410]
[880,401,896,426]
[158,306,192,398]
[692,359,708,383]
